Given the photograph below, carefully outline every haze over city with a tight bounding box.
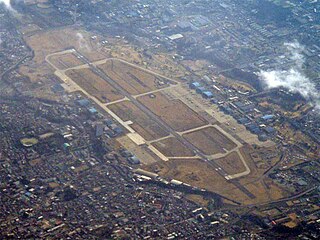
[0,0,319,239]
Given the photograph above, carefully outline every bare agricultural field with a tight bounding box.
[65,68,124,103]
[98,59,175,95]
[48,53,85,70]
[138,92,208,132]
[215,151,246,175]
[183,126,237,155]
[108,101,170,141]
[151,137,196,158]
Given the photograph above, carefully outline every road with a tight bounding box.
[74,52,256,199]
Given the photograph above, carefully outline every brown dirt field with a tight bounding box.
[263,178,288,200]
[108,101,169,141]
[242,181,272,204]
[138,92,208,132]
[48,53,85,70]
[233,145,287,204]
[143,159,286,205]
[19,24,42,35]
[65,68,123,103]
[20,27,107,83]
[241,180,287,205]
[143,144,286,205]
[215,151,246,175]
[26,28,106,64]
[98,60,175,95]
[148,159,228,188]
[183,126,237,155]
[152,137,195,157]
[145,159,251,202]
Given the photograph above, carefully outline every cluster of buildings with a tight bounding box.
[1,86,314,239]
[47,0,320,147]
[254,191,320,239]
[0,7,30,76]
[271,160,320,194]
[48,0,320,91]
[1,79,316,238]
[290,110,320,145]
[188,78,278,142]
[76,98,124,138]
[0,95,261,239]
[1,0,319,238]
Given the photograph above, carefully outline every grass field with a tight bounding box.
[20,137,38,147]
[138,92,208,132]
[66,68,124,103]
[108,100,170,141]
[183,126,237,155]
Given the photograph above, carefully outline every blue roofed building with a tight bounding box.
[237,117,250,125]
[88,107,98,114]
[95,123,104,137]
[196,86,206,94]
[189,82,201,89]
[51,84,64,93]
[114,127,123,135]
[202,91,214,99]
[261,114,275,121]
[77,99,90,107]
[233,101,255,113]
[220,105,233,115]
[264,126,276,134]
[128,155,140,165]
[177,21,193,31]
[258,134,268,142]
[246,123,261,134]
[104,119,114,126]
[63,143,70,149]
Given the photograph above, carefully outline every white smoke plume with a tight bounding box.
[76,33,91,51]
[258,41,320,110]
[0,0,13,10]
[0,0,21,13]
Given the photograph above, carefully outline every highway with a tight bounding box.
[74,52,256,200]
